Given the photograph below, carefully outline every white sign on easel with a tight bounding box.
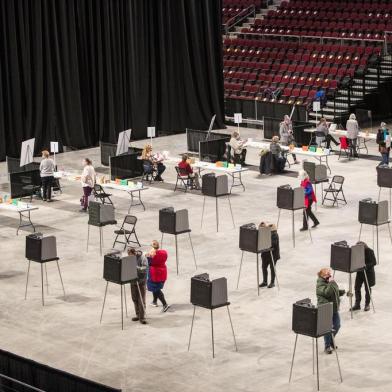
[234,113,242,133]
[116,129,132,156]
[147,126,156,146]
[20,138,35,167]
[313,101,321,124]
[50,141,59,166]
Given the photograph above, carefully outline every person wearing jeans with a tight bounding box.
[147,240,170,313]
[299,170,319,231]
[39,150,56,202]
[316,268,345,354]
[80,158,96,212]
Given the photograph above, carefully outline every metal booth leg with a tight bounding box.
[188,232,197,269]
[228,195,235,228]
[316,337,320,391]
[201,197,206,228]
[120,284,124,330]
[100,281,109,323]
[292,210,295,248]
[40,263,44,306]
[44,263,49,294]
[349,273,353,319]
[216,197,219,233]
[99,227,103,256]
[24,260,31,300]
[331,334,343,383]
[123,285,128,318]
[257,253,260,296]
[136,281,146,315]
[388,223,392,245]
[161,232,164,247]
[277,209,281,228]
[376,225,380,264]
[358,224,363,242]
[312,338,315,375]
[227,305,238,352]
[289,334,298,382]
[236,251,244,290]
[87,224,90,252]
[378,187,381,201]
[364,271,376,313]
[270,251,280,291]
[56,261,66,298]
[211,309,215,358]
[188,305,196,351]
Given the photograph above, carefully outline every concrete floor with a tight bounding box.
[0,126,392,392]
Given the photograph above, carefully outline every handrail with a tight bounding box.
[223,5,255,35]
[0,373,45,392]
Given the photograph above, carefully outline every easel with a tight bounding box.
[116,129,132,156]
[20,138,35,167]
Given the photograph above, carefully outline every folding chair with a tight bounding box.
[322,175,347,207]
[142,160,157,183]
[112,215,141,250]
[93,184,114,205]
[338,137,350,160]
[174,166,193,192]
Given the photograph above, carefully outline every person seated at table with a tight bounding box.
[315,117,339,149]
[270,136,286,173]
[141,144,166,181]
[376,122,390,166]
[279,115,299,164]
[177,154,200,189]
[229,131,247,165]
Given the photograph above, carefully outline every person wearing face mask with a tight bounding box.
[376,122,391,166]
[279,115,299,164]
[80,158,96,212]
[316,268,345,354]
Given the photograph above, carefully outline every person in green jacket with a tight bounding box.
[316,268,345,354]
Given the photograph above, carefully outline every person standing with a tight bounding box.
[259,222,280,288]
[128,248,148,324]
[39,150,56,202]
[376,122,390,166]
[299,170,319,231]
[316,268,345,354]
[80,158,96,212]
[346,113,359,157]
[352,242,376,312]
[229,130,248,165]
[279,115,299,164]
[147,240,170,312]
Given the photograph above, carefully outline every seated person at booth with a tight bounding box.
[141,144,166,181]
[177,154,200,189]
[269,136,286,173]
[229,131,247,165]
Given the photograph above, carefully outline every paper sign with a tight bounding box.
[313,101,321,112]
[147,127,156,138]
[234,113,242,124]
[50,142,59,153]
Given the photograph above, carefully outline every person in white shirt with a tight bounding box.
[80,158,96,212]
[39,150,56,202]
[346,113,360,157]
[229,131,247,165]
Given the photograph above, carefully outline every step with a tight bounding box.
[309,112,336,120]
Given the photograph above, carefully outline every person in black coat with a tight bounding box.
[352,241,376,312]
[259,222,280,288]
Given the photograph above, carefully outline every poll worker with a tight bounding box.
[279,115,299,164]
[299,170,319,231]
[40,150,56,202]
[259,222,280,289]
[141,144,166,181]
[229,130,247,165]
[352,242,376,312]
[316,268,345,354]
[147,240,170,313]
[80,158,96,212]
[346,113,359,158]
[315,117,339,149]
[376,122,390,166]
[128,248,148,324]
[177,154,200,189]
[269,136,286,173]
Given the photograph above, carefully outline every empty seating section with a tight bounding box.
[223,0,389,106]
[222,0,265,24]
[223,38,382,105]
[244,0,392,39]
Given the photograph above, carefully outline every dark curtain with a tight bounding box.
[0,0,224,160]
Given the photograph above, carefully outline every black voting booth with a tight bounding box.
[289,299,342,391]
[358,198,391,264]
[201,173,235,232]
[377,166,392,215]
[276,185,311,247]
[330,241,375,318]
[25,233,66,306]
[100,142,117,167]
[236,224,279,295]
[159,207,197,274]
[109,148,144,180]
[303,162,328,205]
[100,252,144,330]
[9,169,41,199]
[188,273,237,358]
[87,202,117,255]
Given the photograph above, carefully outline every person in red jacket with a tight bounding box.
[177,154,200,189]
[147,240,170,312]
[299,170,320,231]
